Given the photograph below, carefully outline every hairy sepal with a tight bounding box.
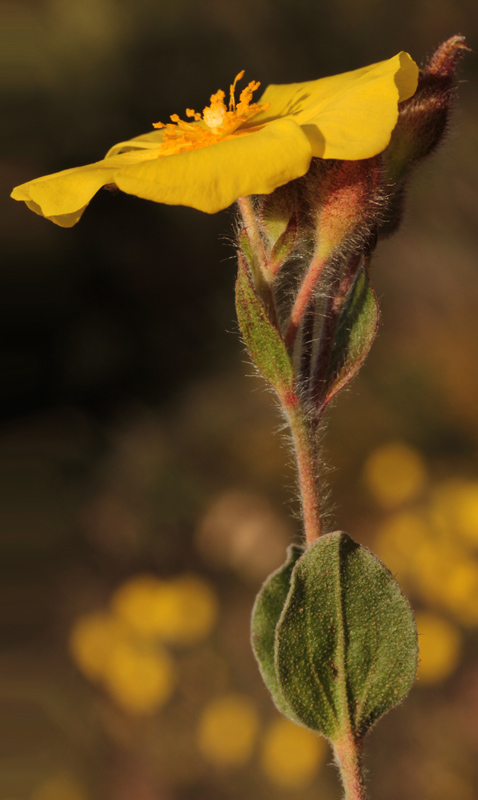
[320,266,379,411]
[235,254,294,393]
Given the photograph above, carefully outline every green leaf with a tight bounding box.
[323,266,379,409]
[239,228,262,285]
[275,532,417,741]
[259,189,296,247]
[235,255,294,393]
[251,544,304,720]
[269,215,298,272]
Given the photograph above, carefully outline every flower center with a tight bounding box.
[152,71,269,156]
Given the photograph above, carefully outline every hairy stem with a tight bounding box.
[280,390,322,545]
[333,732,368,800]
[285,252,329,350]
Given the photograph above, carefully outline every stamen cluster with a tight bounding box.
[152,71,269,156]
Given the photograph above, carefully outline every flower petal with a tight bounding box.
[252,52,418,159]
[10,150,160,227]
[113,117,312,214]
[106,129,165,158]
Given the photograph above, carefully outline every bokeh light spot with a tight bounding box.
[363,442,427,508]
[111,573,218,644]
[375,511,430,580]
[431,479,478,547]
[260,717,325,789]
[69,610,129,681]
[416,611,462,684]
[104,639,175,714]
[197,694,259,767]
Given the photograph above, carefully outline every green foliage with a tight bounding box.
[323,266,379,409]
[253,533,418,742]
[259,189,296,247]
[269,217,298,271]
[235,255,294,392]
[251,544,304,719]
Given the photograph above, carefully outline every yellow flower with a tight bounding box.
[431,479,478,547]
[363,441,427,508]
[69,610,130,681]
[197,694,259,767]
[103,639,175,714]
[261,717,326,789]
[416,611,462,685]
[11,55,417,225]
[111,573,218,644]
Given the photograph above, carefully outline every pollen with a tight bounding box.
[152,72,269,156]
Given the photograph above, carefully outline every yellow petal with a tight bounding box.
[113,117,312,213]
[106,128,165,158]
[10,150,160,227]
[253,52,418,159]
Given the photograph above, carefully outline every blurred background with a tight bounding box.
[3,1,478,798]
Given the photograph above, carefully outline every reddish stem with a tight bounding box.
[280,390,322,545]
[285,252,329,350]
[333,732,367,800]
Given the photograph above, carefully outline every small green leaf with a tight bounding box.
[323,266,379,408]
[269,215,298,271]
[239,228,262,285]
[251,544,304,719]
[276,532,417,741]
[235,255,294,392]
[259,189,296,247]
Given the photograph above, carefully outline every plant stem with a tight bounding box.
[333,732,368,800]
[285,252,328,350]
[280,390,322,545]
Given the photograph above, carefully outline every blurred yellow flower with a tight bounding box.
[416,611,462,684]
[31,774,89,800]
[413,539,459,607]
[375,510,430,581]
[69,606,175,713]
[112,573,218,644]
[431,479,478,547]
[104,639,174,714]
[11,54,417,224]
[260,717,325,789]
[440,560,478,626]
[363,441,427,508]
[197,694,259,767]
[69,610,129,681]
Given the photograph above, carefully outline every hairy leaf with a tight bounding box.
[276,532,417,741]
[323,266,379,408]
[235,255,294,392]
[251,544,304,719]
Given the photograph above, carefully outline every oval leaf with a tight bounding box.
[276,532,417,741]
[251,544,304,719]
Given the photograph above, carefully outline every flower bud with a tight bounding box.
[383,35,468,185]
[306,156,383,261]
